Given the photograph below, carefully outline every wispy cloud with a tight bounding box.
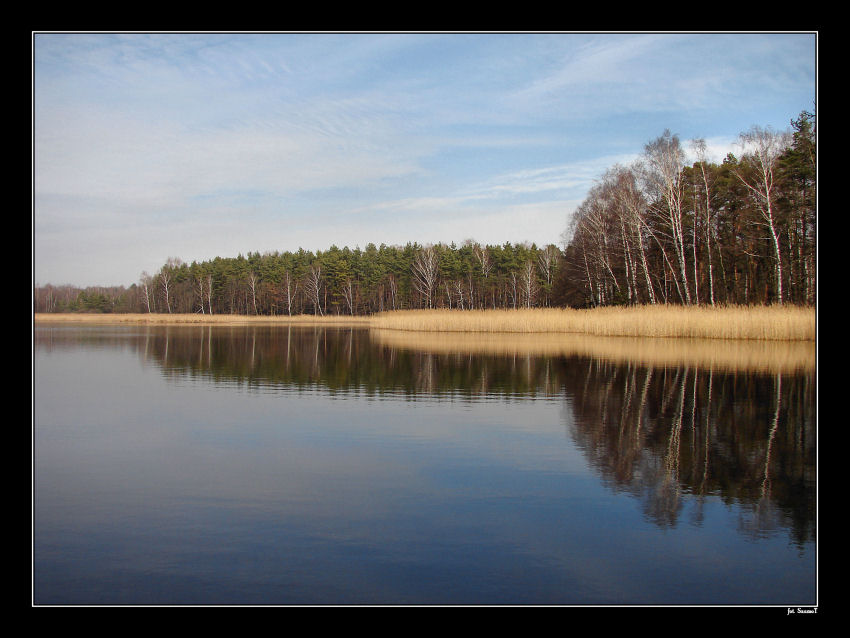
[517,34,667,99]
[511,33,815,119]
[462,154,640,201]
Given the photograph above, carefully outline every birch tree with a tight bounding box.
[453,280,466,310]
[520,260,539,308]
[194,274,206,314]
[412,245,439,309]
[246,272,261,314]
[386,274,398,310]
[304,264,324,316]
[206,274,214,314]
[735,126,791,304]
[575,185,622,304]
[473,243,494,308]
[537,244,559,306]
[140,271,153,313]
[642,131,692,304]
[342,279,356,315]
[610,165,656,304]
[282,270,296,316]
[691,138,716,306]
[159,269,172,313]
[507,271,519,309]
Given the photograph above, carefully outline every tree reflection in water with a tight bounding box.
[565,357,814,548]
[35,323,815,547]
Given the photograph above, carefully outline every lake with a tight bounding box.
[32,322,817,606]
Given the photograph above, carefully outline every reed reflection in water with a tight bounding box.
[33,323,816,605]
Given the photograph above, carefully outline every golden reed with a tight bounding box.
[35,306,815,373]
[35,305,815,341]
[369,305,816,341]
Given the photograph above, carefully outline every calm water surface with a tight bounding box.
[32,323,816,605]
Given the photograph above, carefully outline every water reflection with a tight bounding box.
[564,358,815,548]
[35,323,816,549]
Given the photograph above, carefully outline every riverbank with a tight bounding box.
[33,312,371,326]
[34,305,815,341]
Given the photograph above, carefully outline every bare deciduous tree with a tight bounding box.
[342,279,356,315]
[691,138,716,306]
[508,271,519,309]
[453,280,466,310]
[194,275,206,314]
[473,242,492,279]
[536,245,559,306]
[473,242,494,308]
[386,274,398,310]
[206,274,214,314]
[610,165,657,305]
[735,126,792,304]
[642,130,692,304]
[282,271,296,316]
[412,245,439,309]
[159,270,172,313]
[520,260,539,308]
[304,265,324,316]
[247,272,259,314]
[140,271,153,313]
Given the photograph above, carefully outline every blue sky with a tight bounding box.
[33,32,816,287]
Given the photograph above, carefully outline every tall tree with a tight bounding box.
[304,264,324,316]
[610,165,657,304]
[735,126,792,304]
[780,110,817,304]
[140,271,154,313]
[642,130,692,304]
[411,245,439,309]
[159,269,172,313]
[690,138,717,306]
[282,270,296,316]
[520,259,539,308]
[537,244,560,307]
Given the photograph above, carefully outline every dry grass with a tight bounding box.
[369,305,816,341]
[35,305,816,341]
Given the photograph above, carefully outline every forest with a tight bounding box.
[33,111,816,316]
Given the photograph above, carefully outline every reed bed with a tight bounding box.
[36,307,815,373]
[370,305,816,341]
[35,305,816,342]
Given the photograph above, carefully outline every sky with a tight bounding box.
[32,32,817,287]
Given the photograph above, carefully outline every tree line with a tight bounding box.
[33,111,815,314]
[559,111,816,307]
[34,241,563,316]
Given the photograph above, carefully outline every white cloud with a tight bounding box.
[519,34,667,99]
[462,154,640,201]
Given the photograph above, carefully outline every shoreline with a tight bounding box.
[33,305,816,342]
[33,312,371,327]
